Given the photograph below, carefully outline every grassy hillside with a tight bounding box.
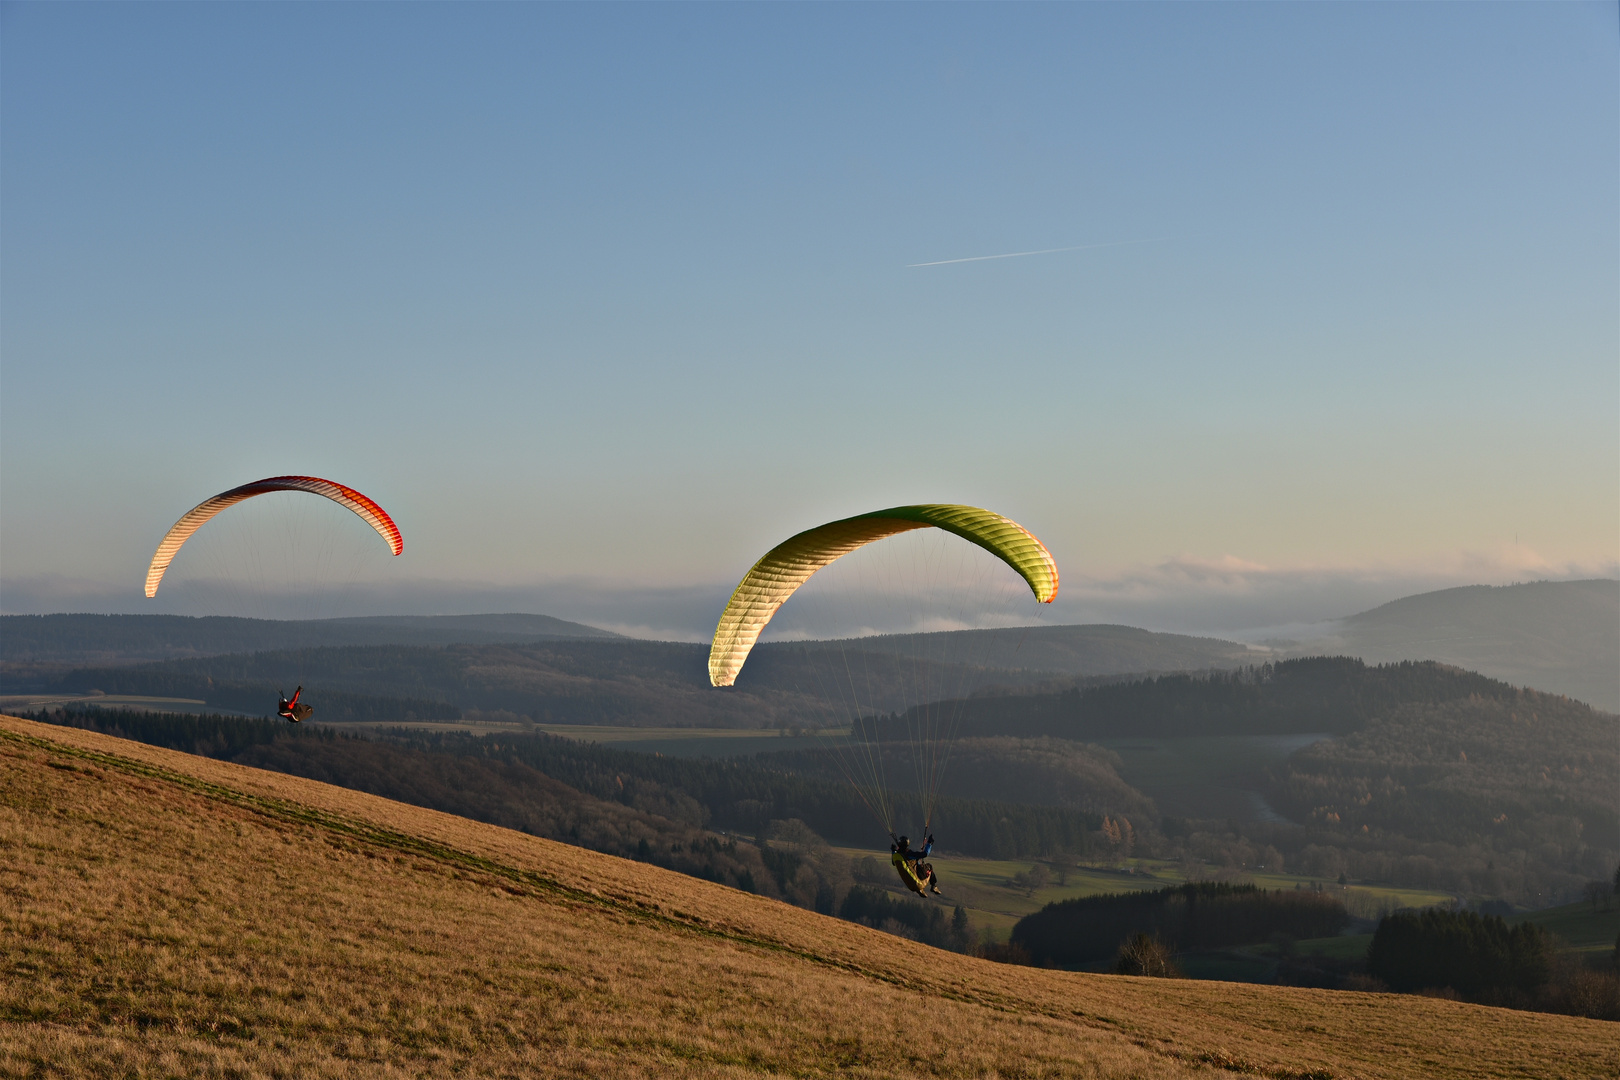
[4,716,1614,1079]
[1314,580,1620,712]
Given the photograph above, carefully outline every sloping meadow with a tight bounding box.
[5,715,1616,1080]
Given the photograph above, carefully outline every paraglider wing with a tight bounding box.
[144,475,402,597]
[707,504,1058,687]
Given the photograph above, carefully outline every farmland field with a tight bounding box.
[847,850,1452,943]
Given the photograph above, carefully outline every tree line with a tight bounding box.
[864,658,1525,741]
[1009,882,1350,968]
[1366,908,1551,999]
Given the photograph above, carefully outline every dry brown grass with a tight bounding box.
[2,715,1615,1079]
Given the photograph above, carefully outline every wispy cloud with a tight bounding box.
[906,237,1166,268]
[1044,548,1620,640]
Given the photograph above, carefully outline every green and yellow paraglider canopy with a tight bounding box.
[708,504,1059,687]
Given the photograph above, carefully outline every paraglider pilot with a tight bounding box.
[891,834,942,896]
[277,686,312,723]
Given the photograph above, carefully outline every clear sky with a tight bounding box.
[3,2,1616,638]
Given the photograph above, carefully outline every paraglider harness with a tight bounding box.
[891,833,939,896]
[277,686,312,723]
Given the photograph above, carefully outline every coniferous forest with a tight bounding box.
[1366,907,1552,999]
[1010,882,1350,967]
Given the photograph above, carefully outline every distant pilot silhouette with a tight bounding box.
[277,686,312,723]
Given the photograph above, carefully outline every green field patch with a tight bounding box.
[1238,872,1452,920]
[833,850,1172,943]
[833,847,1452,947]
[1175,950,1278,983]
[1513,900,1620,956]
[1295,932,1373,962]
[1295,899,1620,965]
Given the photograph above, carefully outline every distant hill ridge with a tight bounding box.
[0,612,620,663]
[1309,579,1619,711]
[4,623,1278,731]
[874,656,1556,740]
[4,613,1263,676]
[776,622,1257,678]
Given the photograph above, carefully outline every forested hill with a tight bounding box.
[1011,882,1350,968]
[782,623,1256,679]
[0,612,620,664]
[1267,687,1620,852]
[873,657,1544,741]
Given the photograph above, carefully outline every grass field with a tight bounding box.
[840,849,1176,939]
[6,713,1613,1079]
[1237,872,1454,921]
[1296,932,1375,963]
[1289,898,1620,970]
[847,850,1453,945]
[1512,901,1620,958]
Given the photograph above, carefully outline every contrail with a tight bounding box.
[907,237,1166,268]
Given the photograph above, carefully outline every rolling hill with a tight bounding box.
[4,622,1265,731]
[8,579,1614,715]
[0,611,620,665]
[781,622,1259,678]
[1291,580,1620,712]
[4,714,1614,1079]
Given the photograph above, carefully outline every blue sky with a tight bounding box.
[3,3,1615,636]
